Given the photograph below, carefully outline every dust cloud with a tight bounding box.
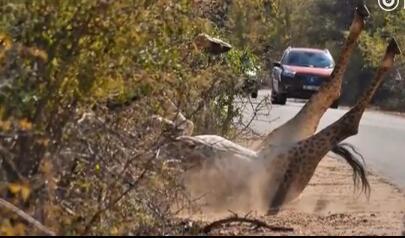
[174,154,283,219]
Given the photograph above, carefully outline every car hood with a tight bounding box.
[284,65,333,77]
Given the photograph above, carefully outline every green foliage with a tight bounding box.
[0,0,261,235]
[0,0,403,235]
[0,0,254,128]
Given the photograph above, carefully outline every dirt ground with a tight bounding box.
[183,155,405,236]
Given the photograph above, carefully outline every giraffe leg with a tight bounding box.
[303,38,401,158]
[267,38,401,214]
[260,3,370,148]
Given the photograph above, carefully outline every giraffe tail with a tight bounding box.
[331,143,371,198]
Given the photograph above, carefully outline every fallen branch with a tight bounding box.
[201,215,294,234]
[0,198,56,236]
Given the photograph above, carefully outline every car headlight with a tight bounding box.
[282,68,296,78]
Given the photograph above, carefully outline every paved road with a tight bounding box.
[240,89,405,190]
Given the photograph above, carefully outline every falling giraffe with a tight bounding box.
[262,37,401,213]
[153,3,402,214]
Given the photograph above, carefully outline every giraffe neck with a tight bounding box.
[352,51,396,112]
[292,15,364,129]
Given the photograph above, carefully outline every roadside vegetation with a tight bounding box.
[0,0,403,235]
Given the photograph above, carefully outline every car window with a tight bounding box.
[282,51,334,68]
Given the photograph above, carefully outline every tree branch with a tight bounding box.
[0,198,56,236]
[201,215,293,234]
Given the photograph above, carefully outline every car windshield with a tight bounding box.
[283,50,334,68]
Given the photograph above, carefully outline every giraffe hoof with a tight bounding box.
[267,207,280,216]
[388,37,402,55]
[356,2,370,19]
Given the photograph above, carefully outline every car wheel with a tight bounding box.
[278,94,287,105]
[331,99,339,109]
[271,91,279,104]
[271,92,287,105]
[251,91,258,98]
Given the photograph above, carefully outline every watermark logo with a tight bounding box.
[378,0,401,11]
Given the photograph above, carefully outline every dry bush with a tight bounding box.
[0,1,272,235]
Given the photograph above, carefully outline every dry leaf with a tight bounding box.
[39,159,53,175]
[0,223,26,236]
[1,226,15,236]
[13,223,26,236]
[0,120,11,131]
[18,119,32,131]
[8,183,22,194]
[110,227,119,235]
[37,138,50,147]
[7,182,31,202]
[1,220,15,236]
[20,185,31,202]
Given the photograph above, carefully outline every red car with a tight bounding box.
[271,47,339,108]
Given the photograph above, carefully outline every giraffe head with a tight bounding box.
[349,2,370,34]
[157,135,204,171]
[193,33,232,55]
[356,1,370,19]
[193,33,211,52]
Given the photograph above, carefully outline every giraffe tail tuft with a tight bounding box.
[331,143,371,199]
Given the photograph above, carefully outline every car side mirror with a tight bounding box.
[273,62,282,68]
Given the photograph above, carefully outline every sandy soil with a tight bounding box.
[184,156,405,236]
